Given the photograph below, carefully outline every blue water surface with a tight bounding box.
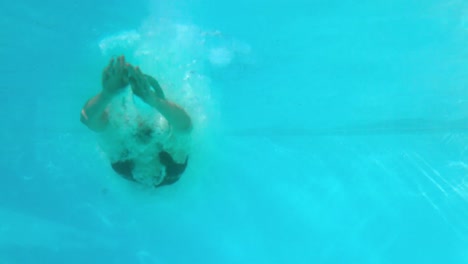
[1,0,468,263]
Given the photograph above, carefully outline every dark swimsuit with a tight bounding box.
[110,126,188,187]
[111,152,188,187]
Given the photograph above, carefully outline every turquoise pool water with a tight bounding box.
[1,0,468,263]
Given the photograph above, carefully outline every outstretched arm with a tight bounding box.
[80,56,129,132]
[129,66,192,132]
[145,95,192,131]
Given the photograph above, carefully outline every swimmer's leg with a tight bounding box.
[145,75,165,100]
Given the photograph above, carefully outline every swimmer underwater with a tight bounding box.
[80,56,192,187]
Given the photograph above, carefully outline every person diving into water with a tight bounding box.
[80,56,192,187]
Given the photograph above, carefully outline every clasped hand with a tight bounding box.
[102,56,154,102]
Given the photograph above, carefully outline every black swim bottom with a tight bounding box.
[111,151,188,187]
